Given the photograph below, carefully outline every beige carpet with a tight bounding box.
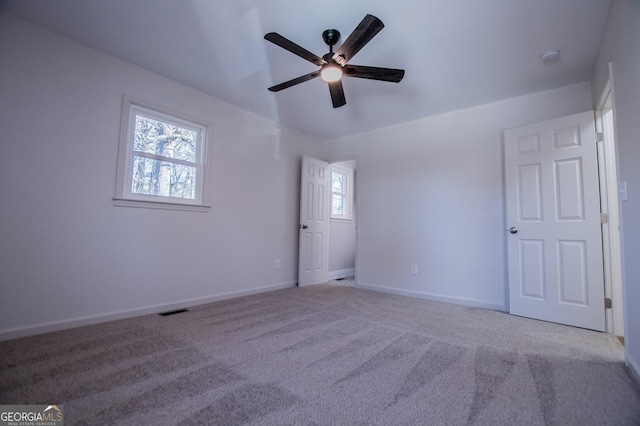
[1,284,639,425]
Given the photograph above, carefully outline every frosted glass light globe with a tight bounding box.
[321,64,343,82]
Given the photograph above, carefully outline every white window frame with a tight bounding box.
[330,165,354,221]
[114,95,211,212]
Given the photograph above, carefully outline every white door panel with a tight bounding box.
[298,156,329,286]
[505,111,605,331]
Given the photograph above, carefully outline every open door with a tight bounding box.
[298,156,330,287]
[504,111,605,331]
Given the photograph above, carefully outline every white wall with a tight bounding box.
[322,83,593,310]
[329,160,357,277]
[0,13,321,339]
[591,0,640,379]
[329,220,356,274]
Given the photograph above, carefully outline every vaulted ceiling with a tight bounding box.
[1,0,611,140]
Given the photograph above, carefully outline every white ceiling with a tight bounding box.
[1,0,611,140]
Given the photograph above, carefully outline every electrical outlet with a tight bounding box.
[410,264,418,275]
[275,259,281,270]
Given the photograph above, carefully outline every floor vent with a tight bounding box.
[158,308,189,316]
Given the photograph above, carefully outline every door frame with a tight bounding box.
[595,63,625,337]
[328,155,360,285]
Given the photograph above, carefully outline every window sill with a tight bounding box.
[330,217,353,223]
[113,198,211,213]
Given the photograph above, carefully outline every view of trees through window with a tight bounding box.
[332,170,347,216]
[132,114,198,200]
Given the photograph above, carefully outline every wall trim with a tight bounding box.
[330,268,356,280]
[357,282,506,312]
[0,281,296,342]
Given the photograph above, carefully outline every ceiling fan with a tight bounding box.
[264,14,405,108]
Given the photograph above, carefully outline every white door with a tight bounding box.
[298,156,330,287]
[504,111,605,331]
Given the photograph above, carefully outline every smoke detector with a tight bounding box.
[540,49,561,64]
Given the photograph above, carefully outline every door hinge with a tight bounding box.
[605,298,612,309]
[596,132,604,143]
[601,213,609,224]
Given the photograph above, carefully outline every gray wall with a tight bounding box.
[591,0,640,378]
[322,83,593,310]
[0,13,321,338]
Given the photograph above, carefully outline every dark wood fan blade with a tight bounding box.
[265,32,325,66]
[332,14,384,66]
[328,80,346,108]
[343,64,405,83]
[268,70,320,92]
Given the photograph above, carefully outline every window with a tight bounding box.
[331,165,353,220]
[114,95,210,211]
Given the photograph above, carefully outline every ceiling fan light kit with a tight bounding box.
[320,63,343,83]
[265,14,405,108]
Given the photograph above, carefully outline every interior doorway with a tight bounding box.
[596,68,625,337]
[297,156,358,287]
[329,159,358,285]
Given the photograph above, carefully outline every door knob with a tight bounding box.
[509,227,518,234]
[299,224,308,229]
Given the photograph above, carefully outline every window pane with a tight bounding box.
[332,194,345,216]
[332,171,345,193]
[132,156,196,200]
[134,114,197,162]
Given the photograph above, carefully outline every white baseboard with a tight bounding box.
[0,281,296,342]
[330,268,355,280]
[627,349,640,383]
[356,282,506,312]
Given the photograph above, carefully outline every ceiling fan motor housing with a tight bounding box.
[322,29,341,48]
